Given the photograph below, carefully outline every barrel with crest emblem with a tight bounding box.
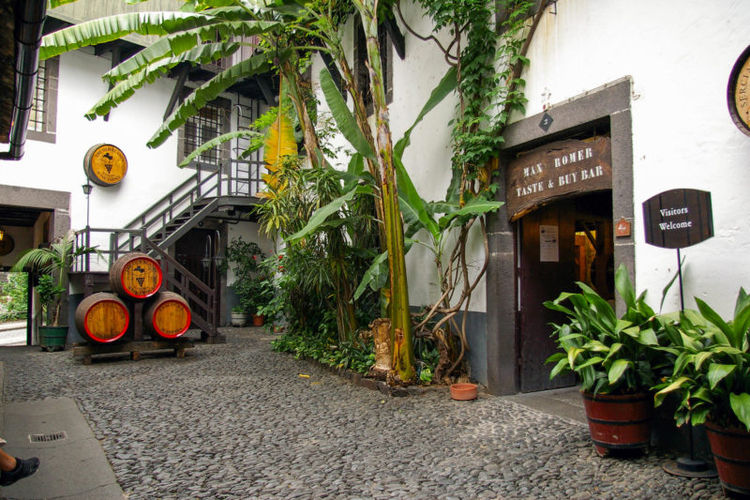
[109,252,162,300]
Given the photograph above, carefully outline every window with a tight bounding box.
[27,57,58,143]
[354,19,393,114]
[177,96,231,170]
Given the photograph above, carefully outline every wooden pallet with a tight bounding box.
[72,339,194,365]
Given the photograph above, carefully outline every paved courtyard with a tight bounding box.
[0,328,725,498]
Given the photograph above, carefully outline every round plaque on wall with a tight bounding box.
[0,235,14,256]
[728,45,750,136]
[83,144,128,186]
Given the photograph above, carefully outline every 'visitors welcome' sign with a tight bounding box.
[642,189,713,249]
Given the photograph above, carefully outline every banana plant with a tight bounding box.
[654,288,750,430]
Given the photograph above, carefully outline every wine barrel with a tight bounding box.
[110,252,162,300]
[75,293,130,343]
[145,291,191,339]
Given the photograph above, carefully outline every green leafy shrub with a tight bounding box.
[226,238,270,315]
[654,288,750,430]
[271,330,375,375]
[0,273,28,321]
[544,265,665,394]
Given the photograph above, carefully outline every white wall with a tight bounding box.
[518,0,750,316]
[1,48,192,235]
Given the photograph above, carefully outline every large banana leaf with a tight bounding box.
[285,185,372,244]
[353,250,388,300]
[319,66,375,159]
[148,52,273,148]
[390,66,458,241]
[393,153,439,241]
[437,197,503,228]
[50,0,80,7]
[86,42,240,119]
[264,106,297,169]
[179,129,261,167]
[102,19,272,83]
[40,12,220,60]
[393,66,457,160]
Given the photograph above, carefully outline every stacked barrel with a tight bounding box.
[75,252,192,344]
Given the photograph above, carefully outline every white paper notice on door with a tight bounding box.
[539,225,559,262]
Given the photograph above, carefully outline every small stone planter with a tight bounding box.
[230,311,247,327]
[450,383,478,401]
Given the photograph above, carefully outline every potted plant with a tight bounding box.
[654,288,750,496]
[230,305,248,327]
[545,264,664,456]
[226,238,269,326]
[11,232,95,351]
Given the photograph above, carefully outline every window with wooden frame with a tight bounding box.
[27,57,58,144]
[177,96,231,170]
[354,18,393,115]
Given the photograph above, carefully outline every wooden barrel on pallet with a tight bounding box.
[145,291,191,339]
[75,293,130,343]
[110,252,162,300]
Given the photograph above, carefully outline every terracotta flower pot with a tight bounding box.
[252,314,265,327]
[705,420,750,496]
[581,391,652,457]
[450,383,478,401]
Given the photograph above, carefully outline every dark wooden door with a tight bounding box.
[518,200,577,392]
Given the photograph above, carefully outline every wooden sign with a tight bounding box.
[642,189,713,249]
[83,144,128,186]
[728,45,750,136]
[505,137,612,221]
[615,217,631,238]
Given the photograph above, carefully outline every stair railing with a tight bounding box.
[117,169,222,251]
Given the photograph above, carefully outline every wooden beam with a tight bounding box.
[255,75,275,106]
[164,64,190,121]
[319,51,344,95]
[384,17,405,60]
[104,45,122,122]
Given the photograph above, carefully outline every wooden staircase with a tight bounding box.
[73,157,266,342]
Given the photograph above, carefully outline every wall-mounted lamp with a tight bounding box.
[0,226,5,241]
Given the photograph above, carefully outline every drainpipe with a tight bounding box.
[0,0,47,161]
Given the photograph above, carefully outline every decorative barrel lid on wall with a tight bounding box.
[728,45,750,136]
[83,144,128,186]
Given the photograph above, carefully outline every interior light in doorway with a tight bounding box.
[0,226,4,241]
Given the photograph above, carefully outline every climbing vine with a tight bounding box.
[399,0,545,381]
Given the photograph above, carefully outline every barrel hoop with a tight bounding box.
[711,452,750,466]
[582,393,648,404]
[591,439,649,450]
[84,299,129,343]
[721,481,750,496]
[705,425,750,439]
[152,299,192,339]
[587,417,651,426]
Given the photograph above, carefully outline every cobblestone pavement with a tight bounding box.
[0,328,724,499]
